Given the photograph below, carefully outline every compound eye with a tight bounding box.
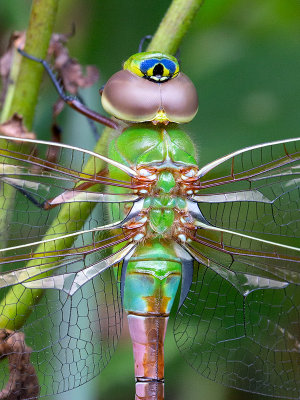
[102,52,197,123]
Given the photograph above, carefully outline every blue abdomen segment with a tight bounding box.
[123,240,181,315]
[124,260,181,315]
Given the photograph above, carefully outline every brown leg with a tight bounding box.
[18,49,121,130]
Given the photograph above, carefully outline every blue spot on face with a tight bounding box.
[140,58,159,74]
[140,57,177,76]
[162,59,176,74]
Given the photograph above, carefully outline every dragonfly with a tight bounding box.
[0,46,299,400]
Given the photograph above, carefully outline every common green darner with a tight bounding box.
[0,48,299,400]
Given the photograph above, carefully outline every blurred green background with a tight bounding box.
[1,1,300,399]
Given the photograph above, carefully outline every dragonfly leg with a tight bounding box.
[42,171,110,209]
[18,49,121,130]
[138,35,153,53]
[10,183,47,209]
[6,166,108,210]
[6,181,80,210]
[51,92,100,141]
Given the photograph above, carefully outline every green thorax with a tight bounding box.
[108,123,197,173]
[108,123,197,236]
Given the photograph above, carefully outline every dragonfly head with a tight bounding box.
[101,51,198,124]
[123,52,180,83]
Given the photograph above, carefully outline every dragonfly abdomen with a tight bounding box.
[124,240,181,400]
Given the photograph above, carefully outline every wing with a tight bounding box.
[192,137,300,242]
[0,135,140,248]
[174,138,300,399]
[0,135,142,397]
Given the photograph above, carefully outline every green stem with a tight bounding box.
[0,0,201,329]
[3,0,59,129]
[147,0,204,54]
[0,0,59,256]
[0,0,59,329]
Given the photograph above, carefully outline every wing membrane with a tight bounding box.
[0,135,141,248]
[0,265,124,396]
[0,235,127,396]
[174,259,300,398]
[192,138,300,241]
[176,137,300,398]
[0,136,142,396]
[175,223,300,398]
[186,224,300,288]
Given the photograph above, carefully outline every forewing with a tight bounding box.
[194,138,300,241]
[0,135,138,248]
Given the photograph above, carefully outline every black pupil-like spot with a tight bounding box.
[153,63,164,77]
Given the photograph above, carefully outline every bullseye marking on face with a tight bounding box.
[123,52,180,83]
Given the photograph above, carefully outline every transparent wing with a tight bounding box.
[174,226,300,398]
[174,258,300,399]
[1,262,124,397]
[192,137,300,241]
[0,232,132,397]
[0,136,141,397]
[0,135,139,248]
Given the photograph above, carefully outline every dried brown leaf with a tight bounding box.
[0,32,26,107]
[48,32,99,123]
[49,33,99,94]
[45,121,62,164]
[0,114,36,140]
[1,30,100,132]
[0,329,39,400]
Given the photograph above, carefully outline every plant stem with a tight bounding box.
[0,0,202,329]
[3,0,59,129]
[0,0,59,329]
[147,0,204,54]
[0,0,59,254]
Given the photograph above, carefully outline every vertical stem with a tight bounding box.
[0,0,59,328]
[147,0,204,55]
[4,0,59,129]
[0,0,59,247]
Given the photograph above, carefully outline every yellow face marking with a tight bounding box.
[152,109,170,125]
[123,51,180,83]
